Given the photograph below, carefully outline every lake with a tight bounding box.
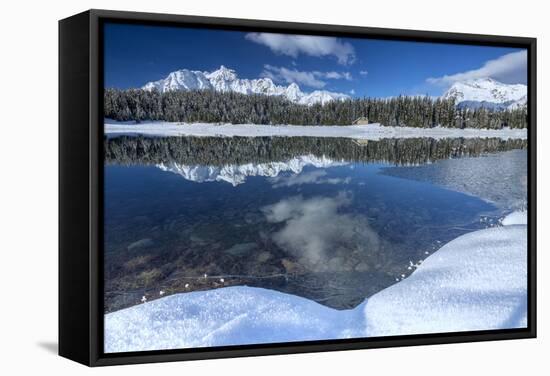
[103,135,527,313]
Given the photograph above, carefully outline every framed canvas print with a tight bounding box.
[59,9,536,366]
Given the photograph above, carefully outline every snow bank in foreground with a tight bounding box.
[105,214,527,352]
[502,210,527,226]
[104,120,527,140]
[105,286,365,353]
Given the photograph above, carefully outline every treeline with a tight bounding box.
[104,88,528,129]
[105,135,528,167]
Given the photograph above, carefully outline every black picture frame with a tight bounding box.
[59,8,537,367]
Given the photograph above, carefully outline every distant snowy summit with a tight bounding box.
[142,65,349,106]
[442,78,527,110]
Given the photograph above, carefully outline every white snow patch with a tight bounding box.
[502,210,527,226]
[104,212,527,352]
[105,120,527,140]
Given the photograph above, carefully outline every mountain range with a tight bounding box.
[143,66,527,110]
[142,65,350,106]
[442,78,527,110]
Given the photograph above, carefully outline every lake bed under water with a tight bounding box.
[103,136,527,313]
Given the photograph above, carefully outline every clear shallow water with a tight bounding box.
[104,136,526,312]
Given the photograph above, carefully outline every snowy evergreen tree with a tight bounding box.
[103,88,528,129]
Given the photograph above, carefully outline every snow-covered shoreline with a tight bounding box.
[104,211,527,353]
[105,120,527,140]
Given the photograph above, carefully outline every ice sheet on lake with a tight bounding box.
[382,149,527,210]
[105,119,527,140]
[104,212,527,352]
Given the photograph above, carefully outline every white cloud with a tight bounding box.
[427,50,527,86]
[261,192,380,271]
[246,32,355,65]
[349,89,356,95]
[262,65,326,88]
[262,65,353,89]
[321,71,353,80]
[270,170,350,188]
[360,70,368,76]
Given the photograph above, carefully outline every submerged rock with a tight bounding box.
[225,242,257,256]
[256,251,272,263]
[354,261,370,272]
[127,238,154,251]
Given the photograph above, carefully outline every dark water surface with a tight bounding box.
[104,136,527,312]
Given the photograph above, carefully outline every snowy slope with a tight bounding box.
[157,155,344,186]
[104,212,527,352]
[443,78,527,110]
[142,65,349,106]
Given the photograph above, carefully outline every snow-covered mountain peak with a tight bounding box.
[284,83,303,102]
[142,66,349,106]
[142,69,212,92]
[468,77,497,86]
[204,65,238,83]
[442,78,527,110]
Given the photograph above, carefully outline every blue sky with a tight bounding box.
[104,22,527,98]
